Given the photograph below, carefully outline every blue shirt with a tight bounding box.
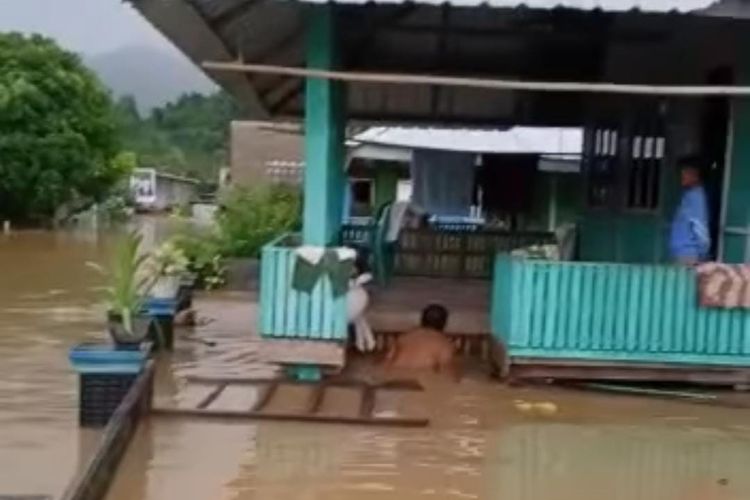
[669,186,710,260]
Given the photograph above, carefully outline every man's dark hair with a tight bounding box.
[421,303,449,331]
[678,155,705,174]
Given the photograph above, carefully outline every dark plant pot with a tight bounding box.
[176,284,193,312]
[68,343,149,427]
[79,372,137,427]
[148,315,174,351]
[107,311,151,347]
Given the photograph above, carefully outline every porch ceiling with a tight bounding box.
[129,0,750,124]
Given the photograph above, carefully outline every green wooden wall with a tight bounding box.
[723,98,750,262]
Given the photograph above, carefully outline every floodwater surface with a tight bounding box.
[0,219,178,497]
[107,297,750,500]
[4,224,750,500]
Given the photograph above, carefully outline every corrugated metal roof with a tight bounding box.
[289,0,716,13]
[353,127,583,154]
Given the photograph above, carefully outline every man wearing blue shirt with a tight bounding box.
[669,157,711,264]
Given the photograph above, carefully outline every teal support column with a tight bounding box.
[302,7,345,246]
[723,53,750,262]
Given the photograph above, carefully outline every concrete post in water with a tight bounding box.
[3,220,10,234]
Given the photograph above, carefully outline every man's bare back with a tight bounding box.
[384,327,455,372]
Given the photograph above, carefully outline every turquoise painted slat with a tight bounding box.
[544,263,559,349]
[648,264,664,353]
[731,311,744,355]
[614,265,629,351]
[285,250,299,335]
[273,247,289,337]
[297,283,311,336]
[309,278,324,337]
[590,266,605,351]
[490,258,750,368]
[568,264,583,350]
[602,264,617,351]
[626,266,641,352]
[531,264,546,348]
[579,265,594,350]
[321,277,334,340]
[556,261,571,350]
[742,313,750,353]
[714,300,728,354]
[696,279,708,354]
[683,269,696,353]
[638,266,653,353]
[259,247,273,334]
[662,267,685,352]
[517,261,534,348]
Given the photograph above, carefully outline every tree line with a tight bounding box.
[0,32,238,224]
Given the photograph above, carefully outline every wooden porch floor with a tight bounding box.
[366,277,491,336]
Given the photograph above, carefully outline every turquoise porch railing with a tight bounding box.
[492,256,750,366]
[259,234,347,340]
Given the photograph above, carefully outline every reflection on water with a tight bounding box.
[0,218,178,496]
[108,364,750,500]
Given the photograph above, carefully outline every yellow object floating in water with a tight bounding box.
[513,400,558,416]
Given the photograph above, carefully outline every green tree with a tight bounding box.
[0,33,127,223]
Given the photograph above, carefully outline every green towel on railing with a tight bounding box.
[292,247,355,297]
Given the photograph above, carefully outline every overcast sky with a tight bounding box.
[0,0,175,56]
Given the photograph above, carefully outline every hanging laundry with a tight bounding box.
[411,149,475,217]
[292,246,356,297]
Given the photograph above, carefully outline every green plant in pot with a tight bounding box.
[89,231,156,349]
[148,239,190,299]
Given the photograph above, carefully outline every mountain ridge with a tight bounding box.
[84,44,217,114]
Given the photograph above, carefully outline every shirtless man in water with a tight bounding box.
[383,304,459,376]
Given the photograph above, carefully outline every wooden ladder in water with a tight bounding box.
[152,377,429,427]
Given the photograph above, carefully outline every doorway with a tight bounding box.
[700,66,731,260]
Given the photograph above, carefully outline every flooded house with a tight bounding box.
[132,0,750,382]
[130,168,200,212]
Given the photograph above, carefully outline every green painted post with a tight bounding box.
[303,6,345,246]
[374,166,399,211]
[723,96,750,262]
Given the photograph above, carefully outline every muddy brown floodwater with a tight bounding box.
[108,295,750,500]
[0,218,179,497]
[5,224,750,500]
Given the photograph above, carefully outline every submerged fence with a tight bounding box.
[492,257,750,366]
[260,234,347,340]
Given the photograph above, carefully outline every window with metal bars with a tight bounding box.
[626,134,665,210]
[586,127,619,208]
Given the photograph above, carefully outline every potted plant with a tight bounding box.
[89,231,155,349]
[148,240,190,299]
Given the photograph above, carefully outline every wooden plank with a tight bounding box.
[305,383,326,414]
[359,386,376,418]
[210,384,263,412]
[204,60,750,98]
[251,382,279,412]
[509,361,750,386]
[260,339,345,367]
[175,384,219,409]
[152,407,430,427]
[196,383,228,409]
